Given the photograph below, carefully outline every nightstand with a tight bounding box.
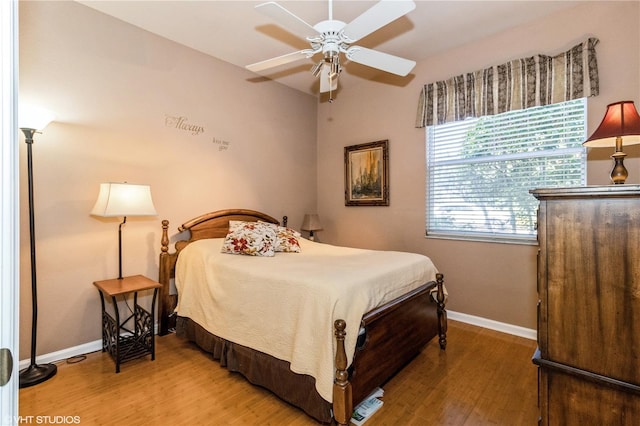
[93,275,162,373]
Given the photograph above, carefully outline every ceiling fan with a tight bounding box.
[246,0,417,100]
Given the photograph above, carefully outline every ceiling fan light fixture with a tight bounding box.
[330,58,341,77]
[247,0,417,98]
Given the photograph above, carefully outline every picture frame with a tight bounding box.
[344,140,389,206]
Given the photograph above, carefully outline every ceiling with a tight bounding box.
[78,0,580,96]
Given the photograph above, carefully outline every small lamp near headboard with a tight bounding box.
[301,214,322,241]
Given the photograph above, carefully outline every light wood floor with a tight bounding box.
[20,320,538,425]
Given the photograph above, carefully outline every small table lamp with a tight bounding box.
[583,101,640,184]
[301,213,322,241]
[91,182,157,279]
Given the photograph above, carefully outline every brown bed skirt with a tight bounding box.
[176,316,334,423]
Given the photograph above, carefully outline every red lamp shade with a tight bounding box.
[584,101,640,184]
[584,101,640,148]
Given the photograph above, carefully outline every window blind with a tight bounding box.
[426,98,587,243]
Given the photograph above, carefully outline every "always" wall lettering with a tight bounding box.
[164,114,205,136]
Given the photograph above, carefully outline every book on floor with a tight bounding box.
[351,387,384,425]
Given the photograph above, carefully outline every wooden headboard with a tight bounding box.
[158,209,282,335]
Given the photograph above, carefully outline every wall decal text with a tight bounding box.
[165,114,205,136]
[212,137,231,151]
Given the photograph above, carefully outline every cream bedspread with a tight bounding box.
[175,237,439,402]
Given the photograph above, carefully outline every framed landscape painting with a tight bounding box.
[344,140,389,206]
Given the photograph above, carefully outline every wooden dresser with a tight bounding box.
[531,186,640,425]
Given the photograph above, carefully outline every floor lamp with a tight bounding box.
[18,106,57,388]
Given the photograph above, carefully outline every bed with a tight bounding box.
[157,209,446,425]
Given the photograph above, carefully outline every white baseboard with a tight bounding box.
[19,324,160,369]
[19,339,103,369]
[448,310,537,341]
[21,314,536,368]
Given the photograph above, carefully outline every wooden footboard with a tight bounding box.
[157,211,447,424]
[332,273,446,426]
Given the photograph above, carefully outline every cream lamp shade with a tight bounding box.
[301,213,322,241]
[301,213,322,231]
[91,182,157,280]
[91,183,157,217]
[19,104,55,131]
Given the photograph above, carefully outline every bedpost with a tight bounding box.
[333,319,352,426]
[435,273,447,349]
[158,220,177,336]
[282,215,288,227]
[161,219,169,254]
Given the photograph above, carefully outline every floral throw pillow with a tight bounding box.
[273,225,301,253]
[221,221,277,257]
[258,221,301,253]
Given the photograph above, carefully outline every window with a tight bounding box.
[426,98,587,244]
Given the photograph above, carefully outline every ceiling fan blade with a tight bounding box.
[319,63,338,93]
[255,1,320,40]
[246,50,314,73]
[346,46,416,76]
[341,0,415,42]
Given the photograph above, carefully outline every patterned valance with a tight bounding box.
[415,38,599,128]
